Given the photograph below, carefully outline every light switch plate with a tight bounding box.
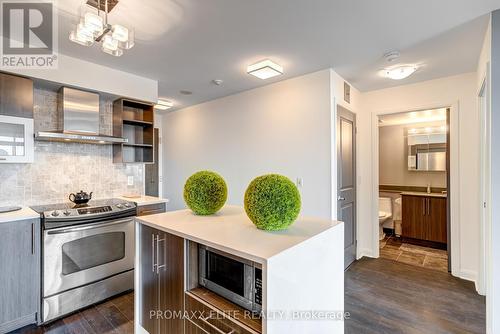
[127,176,134,186]
[296,177,303,188]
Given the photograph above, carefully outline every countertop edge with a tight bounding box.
[136,218,268,263]
[400,192,447,198]
[117,196,169,207]
[0,207,40,224]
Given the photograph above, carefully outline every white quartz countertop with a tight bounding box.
[0,206,40,224]
[117,195,169,206]
[136,205,342,263]
[401,191,447,198]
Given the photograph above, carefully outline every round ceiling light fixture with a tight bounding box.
[382,65,418,80]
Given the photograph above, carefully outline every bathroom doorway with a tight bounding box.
[376,108,450,272]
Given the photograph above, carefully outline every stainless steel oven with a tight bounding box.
[199,245,262,313]
[32,199,136,323]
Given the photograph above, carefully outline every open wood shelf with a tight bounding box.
[123,119,153,126]
[113,98,155,164]
[187,287,262,334]
[123,143,153,148]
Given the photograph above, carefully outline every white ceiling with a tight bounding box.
[379,108,447,127]
[54,0,499,110]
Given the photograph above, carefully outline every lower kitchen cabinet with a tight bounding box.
[0,219,40,333]
[138,223,184,334]
[185,319,209,334]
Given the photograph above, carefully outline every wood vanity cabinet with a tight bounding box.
[402,195,447,247]
[138,224,184,334]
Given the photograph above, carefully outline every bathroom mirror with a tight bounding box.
[407,127,446,172]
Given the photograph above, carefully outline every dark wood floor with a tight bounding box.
[345,258,486,334]
[13,258,486,334]
[11,293,134,334]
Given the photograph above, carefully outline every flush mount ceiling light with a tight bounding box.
[383,65,418,80]
[247,59,283,80]
[154,99,173,110]
[69,0,134,56]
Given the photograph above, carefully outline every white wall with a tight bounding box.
[489,9,500,333]
[4,53,158,102]
[162,70,336,219]
[359,73,480,284]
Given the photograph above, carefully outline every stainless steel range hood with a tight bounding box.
[36,87,127,144]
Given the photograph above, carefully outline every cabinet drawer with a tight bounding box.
[185,293,255,334]
[137,203,166,216]
[185,319,209,334]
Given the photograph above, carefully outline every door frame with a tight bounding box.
[337,105,357,268]
[370,102,460,276]
[478,62,491,300]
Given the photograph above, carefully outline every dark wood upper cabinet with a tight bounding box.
[113,98,155,164]
[0,72,34,118]
[402,195,447,247]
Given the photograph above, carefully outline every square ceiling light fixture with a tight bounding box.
[154,99,173,110]
[247,59,283,80]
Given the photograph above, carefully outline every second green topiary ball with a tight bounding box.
[184,171,228,215]
[244,174,301,231]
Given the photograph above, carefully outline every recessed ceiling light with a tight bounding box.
[180,90,193,95]
[154,99,173,110]
[383,65,418,80]
[247,59,283,80]
[212,79,223,86]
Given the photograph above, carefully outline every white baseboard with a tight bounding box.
[458,269,479,292]
[357,248,375,259]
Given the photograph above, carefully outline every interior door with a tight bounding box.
[337,106,357,269]
[145,128,160,197]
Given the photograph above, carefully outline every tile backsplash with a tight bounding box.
[0,87,144,207]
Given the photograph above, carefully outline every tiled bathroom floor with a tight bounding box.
[379,236,449,273]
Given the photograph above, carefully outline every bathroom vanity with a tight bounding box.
[134,206,344,334]
[401,192,447,248]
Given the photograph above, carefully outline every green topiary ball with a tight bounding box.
[184,171,228,215]
[244,174,301,231]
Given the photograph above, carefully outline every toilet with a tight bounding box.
[379,197,392,240]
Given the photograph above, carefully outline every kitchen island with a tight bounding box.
[135,205,344,334]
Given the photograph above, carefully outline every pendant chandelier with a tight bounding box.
[69,0,134,56]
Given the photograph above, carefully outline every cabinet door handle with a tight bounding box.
[156,236,166,274]
[422,198,426,216]
[200,317,236,334]
[31,223,35,255]
[0,157,6,161]
[152,234,156,273]
[427,198,431,216]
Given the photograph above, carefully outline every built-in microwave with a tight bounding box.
[199,245,262,313]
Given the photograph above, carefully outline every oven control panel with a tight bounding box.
[77,206,112,215]
[37,200,137,222]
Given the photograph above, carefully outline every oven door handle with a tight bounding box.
[46,218,133,235]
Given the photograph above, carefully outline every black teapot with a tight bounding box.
[69,190,93,204]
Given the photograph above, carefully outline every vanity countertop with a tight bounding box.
[0,206,40,224]
[401,191,447,198]
[117,195,169,207]
[136,205,342,263]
